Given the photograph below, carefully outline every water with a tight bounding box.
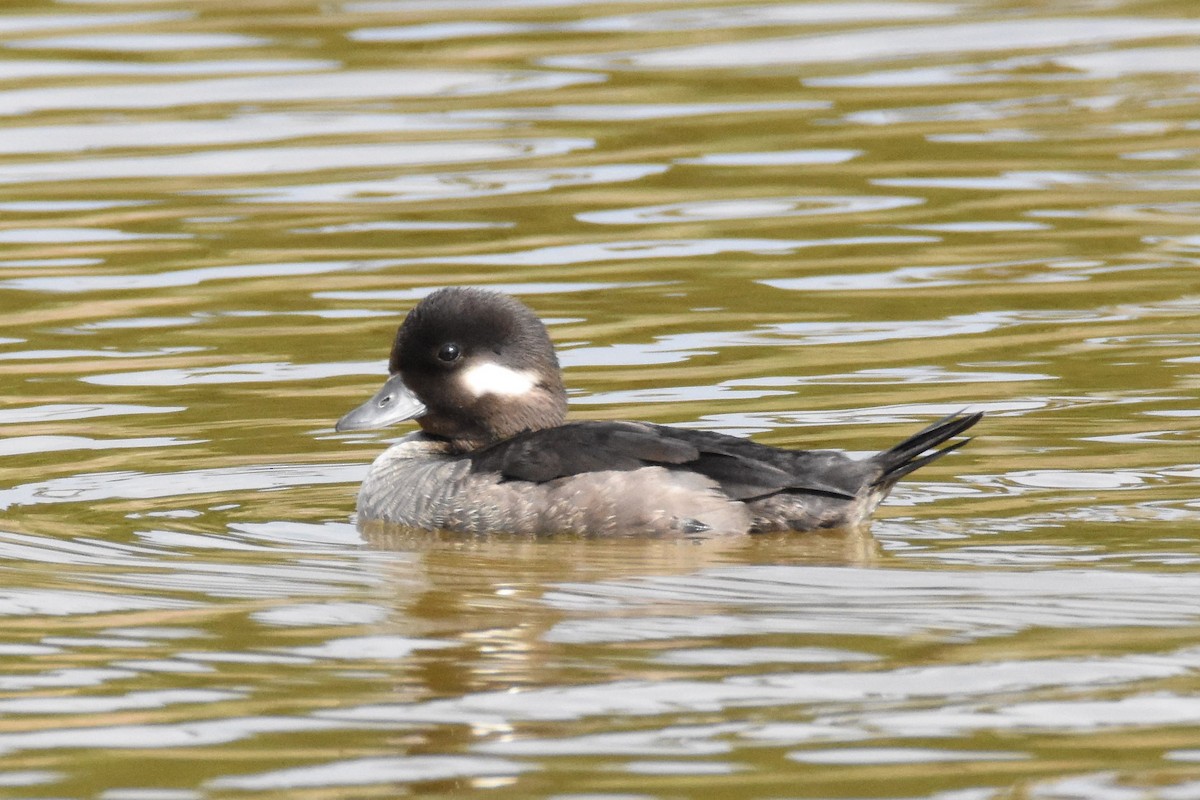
[1,0,1200,796]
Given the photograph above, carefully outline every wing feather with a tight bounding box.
[469,421,855,500]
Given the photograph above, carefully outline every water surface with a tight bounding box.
[2,0,1200,797]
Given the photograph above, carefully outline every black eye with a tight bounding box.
[437,343,461,363]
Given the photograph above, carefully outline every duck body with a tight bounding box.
[337,287,980,537]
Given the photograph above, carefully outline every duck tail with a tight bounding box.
[870,410,982,491]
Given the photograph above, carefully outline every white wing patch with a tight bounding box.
[460,362,538,398]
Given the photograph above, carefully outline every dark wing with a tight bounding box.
[469,421,856,501]
[469,422,696,482]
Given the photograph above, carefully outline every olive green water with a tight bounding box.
[2,1,1200,797]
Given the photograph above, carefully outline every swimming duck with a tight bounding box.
[336,287,980,536]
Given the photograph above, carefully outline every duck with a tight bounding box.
[336,287,980,536]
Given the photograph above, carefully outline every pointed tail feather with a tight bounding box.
[870,411,982,491]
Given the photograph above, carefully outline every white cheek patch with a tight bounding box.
[460,361,538,398]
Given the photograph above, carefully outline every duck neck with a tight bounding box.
[423,385,568,453]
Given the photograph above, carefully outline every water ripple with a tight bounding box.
[391,236,935,268]
[210,756,530,791]
[542,566,1200,642]
[451,100,828,121]
[328,648,1198,726]
[85,360,377,387]
[0,403,183,424]
[213,163,665,204]
[0,11,186,35]
[12,32,269,52]
[577,195,922,224]
[3,260,384,293]
[0,464,364,510]
[0,58,337,80]
[0,112,498,155]
[545,18,1200,70]
[0,68,602,115]
[0,139,592,185]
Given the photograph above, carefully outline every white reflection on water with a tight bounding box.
[0,669,135,691]
[763,258,1157,291]
[478,723,743,756]
[1124,148,1200,162]
[91,559,382,601]
[995,469,1148,491]
[214,163,666,204]
[389,236,935,268]
[677,149,861,166]
[294,220,512,233]
[874,169,1200,191]
[724,366,1054,387]
[559,317,1010,369]
[73,316,198,330]
[0,716,342,756]
[898,221,1049,233]
[85,360,380,387]
[0,11,184,35]
[847,97,1071,126]
[351,21,537,42]
[0,436,200,457]
[0,589,192,617]
[0,689,242,715]
[318,279,665,302]
[813,45,1200,88]
[353,2,958,41]
[346,0,681,10]
[282,635,452,660]
[3,259,387,293]
[542,565,1200,642]
[209,755,529,791]
[810,63,1015,89]
[0,227,184,242]
[0,644,59,656]
[113,662,211,678]
[545,18,1200,70]
[574,383,791,406]
[0,257,100,268]
[656,647,878,666]
[0,112,497,155]
[573,371,1007,413]
[1030,773,1200,800]
[577,195,921,224]
[328,648,1200,725]
[569,2,960,32]
[0,771,58,788]
[1057,45,1200,77]
[252,602,387,627]
[789,747,1024,764]
[451,100,828,121]
[0,463,365,509]
[0,68,602,115]
[0,197,142,208]
[0,138,591,185]
[0,58,337,80]
[859,692,1200,737]
[226,521,364,548]
[0,403,183,424]
[622,760,743,775]
[10,32,268,51]
[0,346,200,360]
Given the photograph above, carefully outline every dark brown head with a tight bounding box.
[336,287,567,450]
